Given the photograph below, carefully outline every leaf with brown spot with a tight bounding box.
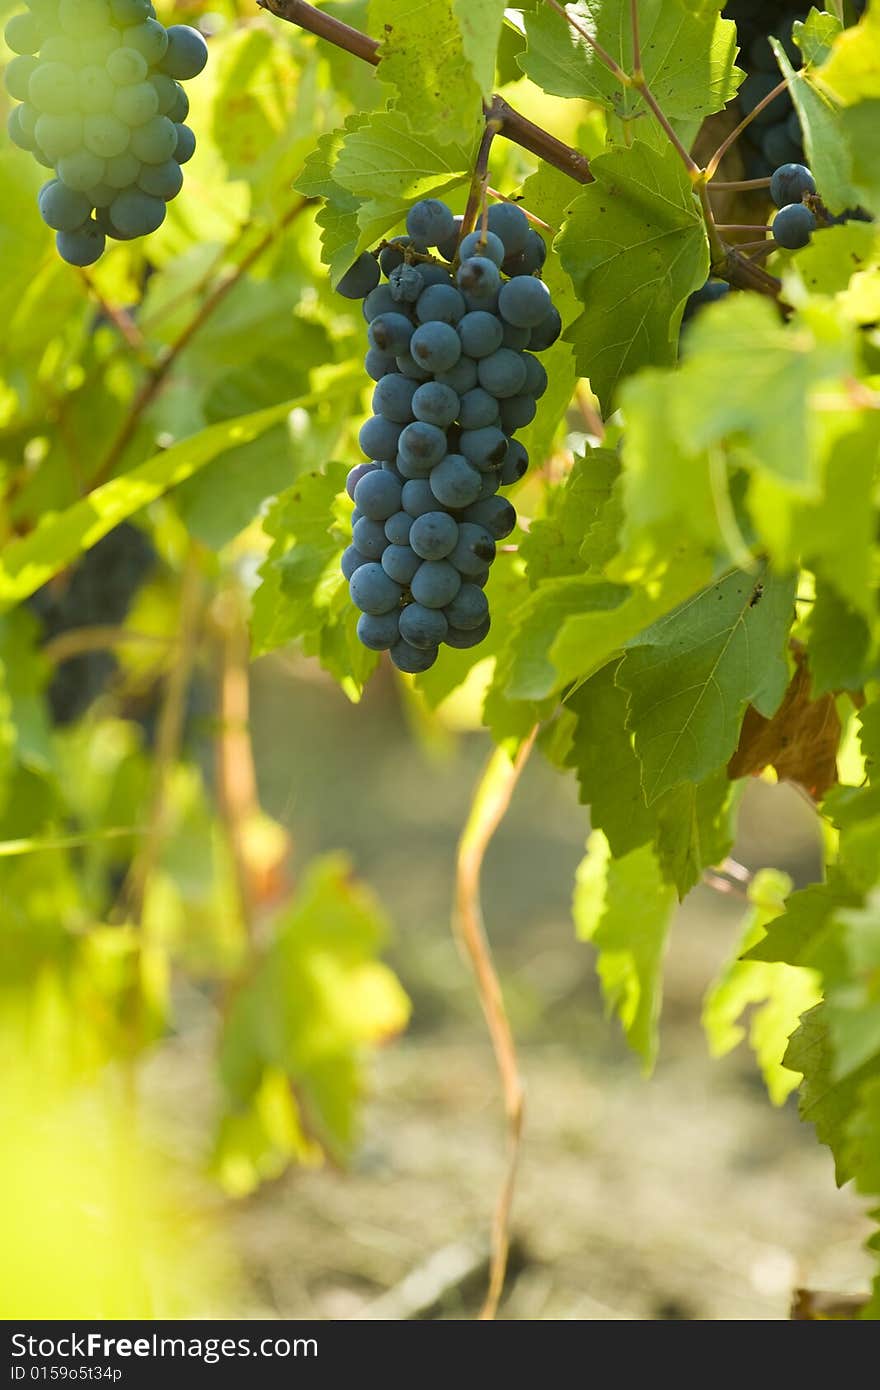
[727,648,841,800]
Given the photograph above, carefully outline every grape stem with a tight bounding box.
[715,224,771,234]
[455,727,539,1321]
[79,270,152,360]
[257,0,594,184]
[709,177,773,192]
[90,197,312,488]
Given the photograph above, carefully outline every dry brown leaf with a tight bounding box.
[727,648,841,800]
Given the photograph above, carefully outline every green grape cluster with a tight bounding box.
[5,0,208,266]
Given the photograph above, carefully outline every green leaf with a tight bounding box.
[653,769,736,899]
[784,1004,880,1184]
[826,891,880,1081]
[216,854,410,1183]
[0,394,322,612]
[252,461,377,699]
[819,3,880,102]
[519,0,741,120]
[745,872,860,978]
[558,139,709,412]
[573,830,676,1070]
[453,0,508,97]
[370,0,484,145]
[520,449,622,586]
[770,38,859,215]
[793,9,843,68]
[497,575,630,702]
[806,579,873,696]
[618,564,796,803]
[703,868,821,1105]
[332,108,477,253]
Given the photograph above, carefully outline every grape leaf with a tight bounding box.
[653,769,735,900]
[826,892,880,1080]
[558,139,709,412]
[727,645,842,799]
[770,38,859,215]
[703,869,821,1105]
[618,565,796,804]
[452,0,508,97]
[252,461,377,699]
[520,449,621,585]
[573,830,676,1071]
[498,576,630,701]
[806,582,873,697]
[784,1004,880,1184]
[370,0,484,145]
[519,0,742,121]
[744,872,860,975]
[793,10,843,68]
[818,3,880,101]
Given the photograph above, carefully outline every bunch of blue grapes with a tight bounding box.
[336,197,560,674]
[4,0,207,267]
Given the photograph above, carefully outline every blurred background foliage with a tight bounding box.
[0,0,874,1319]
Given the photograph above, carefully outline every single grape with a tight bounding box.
[56,221,106,267]
[81,33,122,66]
[358,415,403,462]
[173,123,196,164]
[772,202,816,249]
[29,62,79,115]
[395,352,432,383]
[500,440,528,486]
[372,373,417,424]
[436,215,463,262]
[499,276,551,329]
[499,395,537,432]
[341,545,369,581]
[389,639,438,673]
[444,583,490,630]
[111,0,154,22]
[459,426,507,471]
[109,189,166,236]
[500,320,531,350]
[411,381,459,429]
[38,37,79,66]
[84,113,131,160]
[487,202,529,256]
[138,159,184,201]
[159,25,209,80]
[409,511,459,561]
[521,354,548,397]
[122,19,170,66]
[458,388,499,430]
[365,347,395,382]
[38,180,93,233]
[401,479,438,518]
[477,348,527,398]
[462,496,516,540]
[390,264,424,303]
[7,107,37,152]
[528,306,562,351]
[352,516,390,560]
[131,115,177,165]
[58,0,109,36]
[354,470,403,521]
[4,13,43,55]
[381,545,422,585]
[113,80,160,126]
[107,47,150,86]
[167,84,190,124]
[436,356,478,394]
[503,229,547,277]
[444,615,490,649]
[337,252,380,299]
[397,420,448,474]
[457,255,501,302]
[411,560,461,609]
[363,285,398,322]
[458,229,505,266]
[410,321,462,373]
[57,151,107,193]
[450,523,496,576]
[739,72,790,126]
[105,151,143,188]
[33,112,82,161]
[399,603,448,650]
[384,511,413,546]
[458,310,503,359]
[357,610,401,651]
[346,462,378,500]
[379,236,414,276]
[350,563,403,615]
[430,455,482,509]
[5,54,40,102]
[367,312,414,356]
[406,198,456,248]
[770,162,816,208]
[415,283,466,325]
[762,121,802,170]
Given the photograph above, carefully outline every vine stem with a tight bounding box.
[257,0,593,184]
[90,197,311,489]
[79,269,152,359]
[705,79,788,180]
[455,727,538,1320]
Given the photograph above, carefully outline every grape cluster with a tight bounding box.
[337,197,560,674]
[4,0,207,267]
[29,522,156,724]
